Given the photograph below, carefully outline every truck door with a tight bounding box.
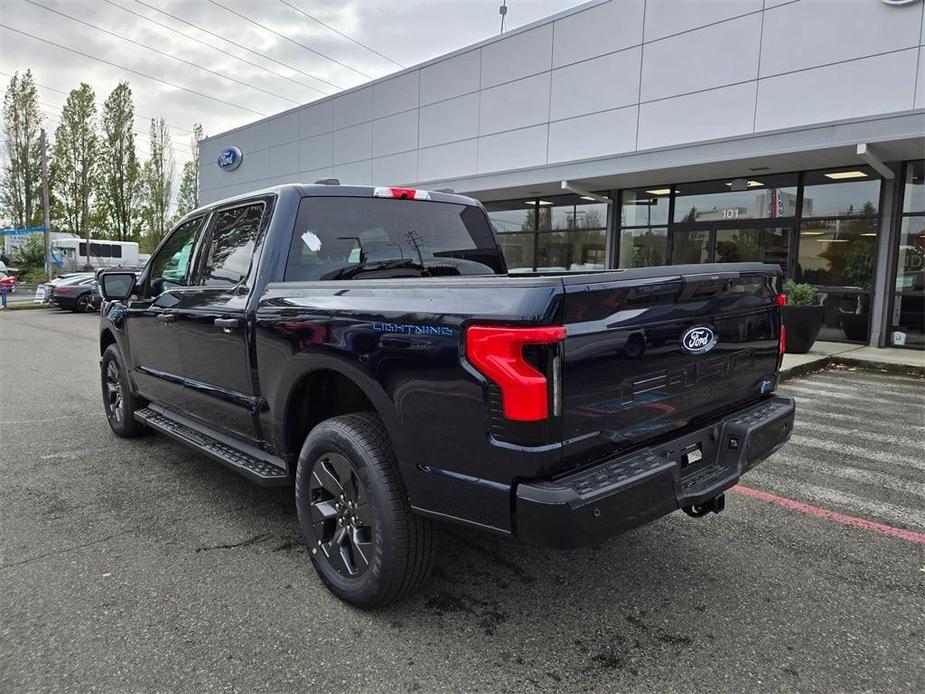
[126,215,206,411]
[173,200,269,444]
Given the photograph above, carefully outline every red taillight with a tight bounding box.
[776,294,787,306]
[372,186,431,200]
[56,287,70,294]
[465,325,566,421]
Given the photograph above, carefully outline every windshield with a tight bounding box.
[284,196,506,281]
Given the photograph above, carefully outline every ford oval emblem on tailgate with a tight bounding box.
[681,326,717,354]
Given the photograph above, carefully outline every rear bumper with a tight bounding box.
[514,395,795,549]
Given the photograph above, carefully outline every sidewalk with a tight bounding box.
[781,340,925,380]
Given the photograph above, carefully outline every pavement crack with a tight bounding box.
[194,533,271,553]
[0,533,124,570]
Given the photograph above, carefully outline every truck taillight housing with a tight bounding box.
[465,325,566,421]
[776,294,787,354]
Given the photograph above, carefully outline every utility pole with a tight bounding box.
[40,128,51,281]
[499,1,508,34]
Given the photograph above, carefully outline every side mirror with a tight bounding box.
[100,272,135,301]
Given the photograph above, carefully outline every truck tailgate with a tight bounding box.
[559,264,783,465]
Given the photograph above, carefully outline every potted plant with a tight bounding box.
[781,279,824,354]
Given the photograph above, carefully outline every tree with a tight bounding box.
[1,70,44,229]
[141,116,175,243]
[99,82,141,241]
[175,123,205,218]
[51,83,98,253]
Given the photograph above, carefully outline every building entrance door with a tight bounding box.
[670,222,793,274]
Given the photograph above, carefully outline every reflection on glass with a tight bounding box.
[715,227,790,270]
[497,232,535,273]
[815,290,870,343]
[536,230,606,271]
[902,161,924,214]
[619,228,667,268]
[797,218,877,287]
[549,202,607,231]
[671,230,710,265]
[891,293,924,348]
[801,176,880,218]
[895,216,925,292]
[485,206,534,233]
[672,174,798,223]
[622,188,669,227]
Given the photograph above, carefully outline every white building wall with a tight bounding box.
[200,0,925,204]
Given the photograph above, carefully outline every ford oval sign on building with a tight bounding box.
[217,146,243,171]
[680,326,717,355]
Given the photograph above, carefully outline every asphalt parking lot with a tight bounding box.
[1,309,923,693]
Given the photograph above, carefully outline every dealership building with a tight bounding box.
[199,0,925,349]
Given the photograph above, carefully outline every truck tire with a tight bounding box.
[295,413,434,608]
[101,344,147,437]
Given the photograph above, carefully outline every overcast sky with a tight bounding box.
[1,0,584,169]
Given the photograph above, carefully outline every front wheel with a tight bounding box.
[101,344,147,437]
[75,293,95,312]
[295,413,434,608]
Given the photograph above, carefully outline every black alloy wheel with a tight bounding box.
[309,452,374,577]
[76,293,94,312]
[100,344,146,437]
[104,359,124,425]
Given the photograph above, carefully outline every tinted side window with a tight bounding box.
[199,203,264,287]
[112,245,122,259]
[149,217,204,290]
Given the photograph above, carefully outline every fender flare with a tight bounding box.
[272,352,412,474]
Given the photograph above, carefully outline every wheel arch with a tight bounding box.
[278,361,408,480]
[100,328,117,356]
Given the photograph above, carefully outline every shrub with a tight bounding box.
[784,279,815,307]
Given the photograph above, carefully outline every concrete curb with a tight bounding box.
[780,355,925,381]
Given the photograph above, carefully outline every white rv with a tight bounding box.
[53,238,141,271]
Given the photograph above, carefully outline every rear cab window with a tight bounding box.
[284,196,505,281]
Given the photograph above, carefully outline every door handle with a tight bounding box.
[214,318,241,329]
[156,313,177,324]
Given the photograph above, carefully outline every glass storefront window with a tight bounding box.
[673,174,798,223]
[497,232,535,273]
[548,201,607,231]
[671,229,710,265]
[484,202,535,233]
[895,216,925,292]
[536,230,606,271]
[715,227,790,270]
[890,292,924,349]
[797,218,877,288]
[801,168,880,218]
[622,188,670,227]
[619,227,667,268]
[902,161,924,214]
[816,290,871,343]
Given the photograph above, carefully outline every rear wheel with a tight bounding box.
[75,293,94,312]
[101,344,146,437]
[295,413,434,608]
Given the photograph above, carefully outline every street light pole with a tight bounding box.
[39,128,51,281]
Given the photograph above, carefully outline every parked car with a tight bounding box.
[97,183,795,608]
[35,272,94,304]
[50,274,99,312]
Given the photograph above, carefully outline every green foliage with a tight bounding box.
[51,83,98,244]
[141,116,175,244]
[1,70,44,229]
[175,123,204,219]
[99,82,141,241]
[784,279,816,307]
[12,232,45,267]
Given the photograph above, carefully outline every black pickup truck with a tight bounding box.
[98,183,795,607]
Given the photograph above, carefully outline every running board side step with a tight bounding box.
[135,406,289,487]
